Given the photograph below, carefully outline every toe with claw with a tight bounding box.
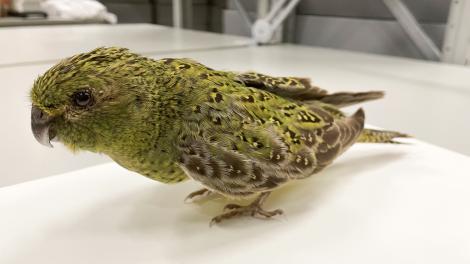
[184,188,214,203]
[210,192,283,226]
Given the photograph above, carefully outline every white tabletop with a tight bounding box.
[3,43,470,263]
[0,24,251,67]
[1,139,469,264]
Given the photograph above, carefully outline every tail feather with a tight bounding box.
[317,91,385,108]
[357,128,410,144]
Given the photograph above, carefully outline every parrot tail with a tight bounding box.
[316,91,385,107]
[357,129,410,144]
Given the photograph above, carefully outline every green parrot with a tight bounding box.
[30,47,407,225]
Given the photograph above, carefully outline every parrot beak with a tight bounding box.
[31,105,56,148]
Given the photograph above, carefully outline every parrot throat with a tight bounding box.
[99,61,187,183]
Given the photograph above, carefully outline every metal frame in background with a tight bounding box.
[383,0,441,61]
[233,0,447,58]
[233,0,300,44]
[384,0,470,65]
[442,0,470,65]
[172,0,183,28]
[171,0,469,65]
[172,0,193,29]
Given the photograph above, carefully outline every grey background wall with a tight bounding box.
[100,0,155,23]
[98,0,224,31]
[97,0,451,60]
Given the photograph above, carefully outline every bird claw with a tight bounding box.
[223,203,242,211]
[210,204,283,226]
[184,188,213,203]
[253,208,283,219]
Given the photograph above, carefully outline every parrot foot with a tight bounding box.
[210,192,283,226]
[184,188,214,203]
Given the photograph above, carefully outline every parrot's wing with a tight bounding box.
[177,87,365,196]
[236,72,328,101]
[236,72,384,107]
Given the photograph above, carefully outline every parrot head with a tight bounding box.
[30,47,152,152]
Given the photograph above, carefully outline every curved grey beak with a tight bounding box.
[31,105,55,148]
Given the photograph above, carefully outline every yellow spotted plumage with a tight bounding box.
[30,47,408,224]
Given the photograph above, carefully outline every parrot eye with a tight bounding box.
[73,91,92,107]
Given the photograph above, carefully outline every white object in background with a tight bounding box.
[40,0,117,24]
[11,0,24,12]
[23,0,42,12]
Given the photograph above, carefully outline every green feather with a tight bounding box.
[31,47,406,189]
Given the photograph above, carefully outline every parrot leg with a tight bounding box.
[210,192,283,226]
[184,188,214,203]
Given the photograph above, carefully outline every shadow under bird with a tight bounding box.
[30,47,407,225]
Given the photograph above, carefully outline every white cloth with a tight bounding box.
[11,0,25,12]
[40,0,117,24]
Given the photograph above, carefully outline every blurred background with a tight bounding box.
[1,0,469,187]
[1,0,465,61]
